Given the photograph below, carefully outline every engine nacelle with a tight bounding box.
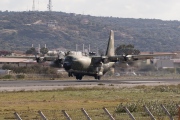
[126,55,133,61]
[36,57,46,63]
[54,59,64,68]
[125,55,138,61]
[102,58,109,64]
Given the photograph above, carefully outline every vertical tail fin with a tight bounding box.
[106,30,114,57]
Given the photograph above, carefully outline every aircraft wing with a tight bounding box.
[91,53,176,64]
[130,53,177,60]
[1,56,58,61]
[91,56,107,64]
[108,53,177,62]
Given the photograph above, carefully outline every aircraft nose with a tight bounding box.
[63,62,71,71]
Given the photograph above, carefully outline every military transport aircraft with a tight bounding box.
[62,30,176,80]
[2,30,176,80]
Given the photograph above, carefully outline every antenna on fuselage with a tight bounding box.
[38,44,41,54]
[83,44,84,53]
[76,44,78,52]
[96,46,99,56]
[88,44,90,52]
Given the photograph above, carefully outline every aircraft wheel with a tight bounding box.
[94,75,100,80]
[79,76,82,80]
[76,75,79,80]
[97,76,101,80]
[76,74,83,80]
[68,72,73,77]
[68,72,71,77]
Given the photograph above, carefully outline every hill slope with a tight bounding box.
[0,11,180,52]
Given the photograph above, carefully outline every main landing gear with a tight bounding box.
[94,75,101,80]
[68,72,73,77]
[75,74,83,80]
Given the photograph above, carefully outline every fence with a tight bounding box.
[13,105,180,120]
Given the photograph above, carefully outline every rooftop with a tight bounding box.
[0,58,34,63]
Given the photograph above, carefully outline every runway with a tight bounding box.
[0,79,180,91]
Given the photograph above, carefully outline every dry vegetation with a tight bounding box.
[0,85,180,119]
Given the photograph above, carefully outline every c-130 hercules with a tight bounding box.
[3,30,176,80]
[63,30,176,80]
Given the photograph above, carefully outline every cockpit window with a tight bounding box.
[72,57,76,61]
[65,56,73,61]
[65,56,77,61]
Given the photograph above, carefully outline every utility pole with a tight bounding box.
[32,0,35,11]
[47,0,53,11]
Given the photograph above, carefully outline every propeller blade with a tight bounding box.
[126,63,129,67]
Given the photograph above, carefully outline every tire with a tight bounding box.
[76,74,83,80]
[97,76,101,80]
[94,75,101,80]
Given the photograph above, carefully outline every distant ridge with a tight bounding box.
[0,11,179,52]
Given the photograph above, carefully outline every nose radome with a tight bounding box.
[63,62,71,71]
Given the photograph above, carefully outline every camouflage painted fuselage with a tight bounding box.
[63,51,115,77]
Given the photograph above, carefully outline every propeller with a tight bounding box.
[53,51,65,68]
[32,44,46,63]
[126,63,129,67]
[35,52,46,63]
[122,54,128,61]
[121,54,138,76]
[122,54,134,61]
[63,56,73,71]
[63,62,72,71]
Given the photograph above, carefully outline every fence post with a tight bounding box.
[160,104,174,120]
[14,112,22,120]
[124,107,136,120]
[38,110,47,120]
[81,108,92,120]
[62,110,72,120]
[144,106,156,120]
[103,107,115,120]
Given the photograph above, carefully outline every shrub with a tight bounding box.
[16,74,25,79]
[2,75,12,79]
[115,100,180,116]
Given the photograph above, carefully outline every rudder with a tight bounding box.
[105,30,114,57]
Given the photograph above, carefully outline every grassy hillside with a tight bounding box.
[0,11,180,52]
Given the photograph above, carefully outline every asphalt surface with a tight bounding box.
[0,79,180,91]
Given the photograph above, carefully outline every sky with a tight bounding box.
[1,0,180,20]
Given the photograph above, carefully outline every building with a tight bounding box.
[0,58,36,68]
